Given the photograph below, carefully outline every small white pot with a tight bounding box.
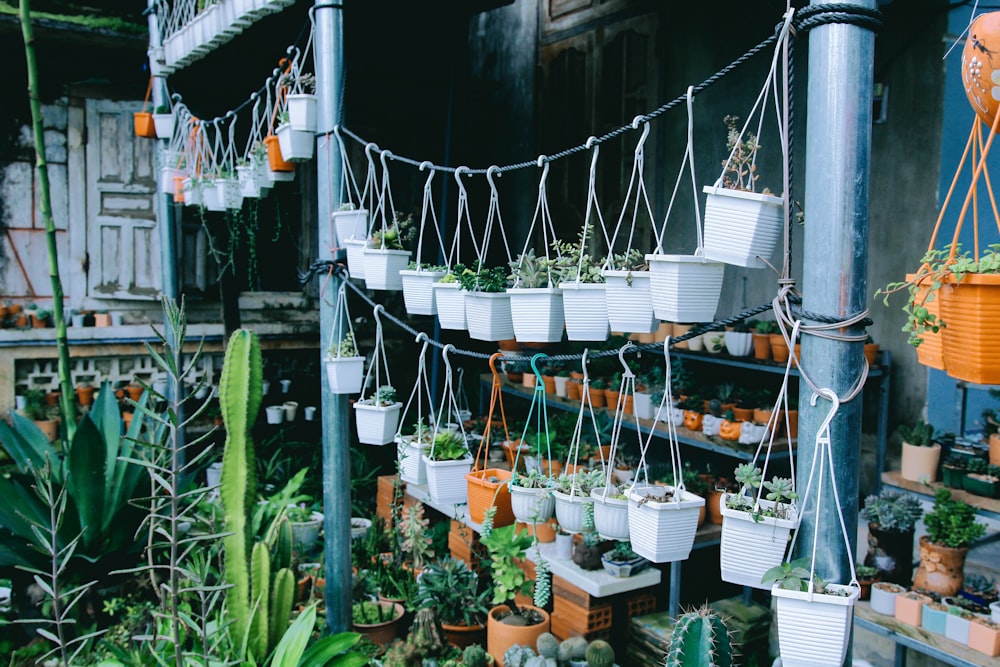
[362,248,411,291]
[552,489,594,534]
[554,375,570,398]
[772,583,858,667]
[990,600,1000,623]
[343,238,368,280]
[718,495,797,589]
[354,402,403,446]
[265,405,284,424]
[398,436,428,485]
[508,287,565,343]
[422,454,473,505]
[702,185,784,269]
[238,164,262,199]
[559,282,610,341]
[432,282,468,331]
[206,461,224,488]
[332,208,369,246]
[153,113,175,140]
[627,485,704,563]
[591,488,630,541]
[555,532,573,559]
[646,254,725,323]
[286,93,317,133]
[509,484,554,524]
[739,421,770,445]
[182,178,202,207]
[633,392,654,420]
[870,582,904,615]
[304,406,317,421]
[275,123,315,162]
[465,291,515,341]
[603,270,658,334]
[282,401,299,422]
[724,331,753,357]
[324,356,365,394]
[400,269,446,316]
[944,611,972,645]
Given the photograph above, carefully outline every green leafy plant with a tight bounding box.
[426,428,470,462]
[762,557,837,593]
[551,228,604,284]
[553,469,604,497]
[327,331,360,359]
[457,261,509,293]
[899,419,935,447]
[359,385,397,407]
[370,211,416,250]
[923,488,987,549]
[509,248,559,289]
[415,556,490,627]
[861,490,924,533]
[479,522,536,617]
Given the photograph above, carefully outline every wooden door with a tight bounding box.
[85,99,160,300]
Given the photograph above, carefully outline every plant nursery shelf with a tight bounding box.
[881,470,1000,522]
[670,349,886,377]
[855,600,994,667]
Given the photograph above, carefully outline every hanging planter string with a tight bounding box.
[361,149,411,291]
[431,167,480,332]
[395,333,436,485]
[324,282,364,394]
[423,345,475,505]
[400,164,450,315]
[465,353,516,527]
[354,304,402,445]
[507,354,556,528]
[647,87,726,324]
[602,119,658,335]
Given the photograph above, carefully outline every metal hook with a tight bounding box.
[486,165,501,192]
[454,165,470,187]
[536,155,549,188]
[419,160,433,172]
[442,343,456,379]
[379,149,394,171]
[414,332,428,344]
[529,353,548,382]
[587,139,600,179]
[810,387,841,437]
[618,342,636,378]
[632,119,650,154]
[488,352,504,376]
[581,349,590,384]
[421,164,435,191]
[364,142,380,161]
[372,303,385,326]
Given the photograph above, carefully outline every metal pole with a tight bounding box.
[797,2,875,664]
[148,0,178,303]
[313,0,350,634]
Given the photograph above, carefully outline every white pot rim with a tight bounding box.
[507,286,563,294]
[420,454,473,467]
[703,184,784,205]
[720,493,798,528]
[510,484,553,495]
[353,401,403,413]
[558,281,605,290]
[591,487,629,505]
[552,489,595,504]
[343,238,368,247]
[602,269,650,278]
[287,92,317,101]
[332,207,369,216]
[363,247,411,257]
[771,582,860,606]
[465,291,511,300]
[325,355,364,363]
[432,281,461,289]
[645,253,725,266]
[628,485,705,509]
[400,269,446,277]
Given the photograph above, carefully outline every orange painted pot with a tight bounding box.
[752,333,771,360]
[939,272,1000,384]
[133,112,156,138]
[963,12,1000,127]
[770,333,789,363]
[683,410,703,431]
[487,605,551,667]
[264,134,295,172]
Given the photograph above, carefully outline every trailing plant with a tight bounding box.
[923,488,986,549]
[861,490,924,533]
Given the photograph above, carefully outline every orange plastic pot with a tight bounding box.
[939,272,1000,384]
[466,468,514,526]
[264,134,295,172]
[133,112,156,138]
[907,272,945,370]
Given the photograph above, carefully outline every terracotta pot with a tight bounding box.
[539,458,563,477]
[900,441,941,483]
[265,134,295,172]
[990,433,1000,466]
[770,333,789,363]
[586,387,606,409]
[517,519,556,543]
[704,489,725,526]
[76,385,97,407]
[604,389,620,409]
[752,333,771,360]
[857,574,880,601]
[45,391,60,406]
[521,373,536,389]
[753,407,776,426]
[939,262,1000,384]
[732,406,754,422]
[912,535,969,597]
[7,304,22,315]
[864,343,880,367]
[542,375,556,394]
[125,384,145,402]
[864,524,916,587]
[784,409,798,440]
[567,381,582,401]
[672,322,694,349]
[353,601,405,647]
[441,621,486,649]
[506,372,523,384]
[30,313,47,328]
[498,338,520,352]
[14,314,28,327]
[33,418,59,442]
[487,604,551,667]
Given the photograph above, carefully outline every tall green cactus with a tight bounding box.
[664,605,734,667]
[220,329,263,655]
[269,568,295,651]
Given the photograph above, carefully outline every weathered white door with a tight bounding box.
[85,99,160,300]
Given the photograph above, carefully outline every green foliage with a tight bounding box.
[426,428,470,462]
[861,490,924,532]
[457,262,510,293]
[480,523,535,612]
[399,503,434,570]
[509,248,560,289]
[761,557,832,593]
[923,488,987,548]
[370,211,416,250]
[536,632,559,659]
[553,470,604,496]
[327,331,360,359]
[415,556,490,626]
[462,644,491,667]
[352,600,401,624]
[551,227,605,284]
[899,419,935,447]
[664,605,734,667]
[721,114,762,192]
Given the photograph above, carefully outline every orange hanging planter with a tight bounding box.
[466,353,515,527]
[134,77,156,138]
[939,272,1000,385]
[265,134,295,172]
[905,272,946,371]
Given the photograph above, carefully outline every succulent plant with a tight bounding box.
[559,637,588,662]
[585,639,615,667]
[462,644,490,667]
[536,632,559,660]
[664,604,734,667]
[504,644,537,667]
[861,490,924,533]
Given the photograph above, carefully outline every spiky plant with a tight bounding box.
[664,604,735,667]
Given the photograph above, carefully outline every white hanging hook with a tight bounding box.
[333,124,342,138]
[486,165,501,191]
[419,160,433,172]
[586,137,600,179]
[372,304,385,333]
[618,342,636,378]
[442,343,456,379]
[810,387,840,434]
[536,155,549,189]
[364,142,380,161]
[581,348,590,384]
[414,331,428,344]
[421,163,435,191]
[379,149,394,171]
[631,117,650,155]
[686,85,694,117]
[454,165,470,187]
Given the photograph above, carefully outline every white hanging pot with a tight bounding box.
[633,391,654,421]
[627,485,704,563]
[202,179,225,212]
[645,254,725,323]
[362,248,411,291]
[552,489,593,534]
[508,287,565,343]
[724,331,753,357]
[182,178,202,207]
[590,489,630,541]
[286,93,318,132]
[216,177,243,211]
[343,239,368,280]
[354,402,403,446]
[422,454,474,505]
[275,122,315,162]
[602,270,658,334]
[772,583,859,667]
[253,158,273,191]
[397,436,428,485]
[559,282,610,341]
[153,113,175,140]
[465,291,515,341]
[702,185,784,269]
[324,356,365,394]
[265,160,295,184]
[400,269,447,316]
[238,164,262,199]
[432,282,467,331]
[510,485,554,524]
[160,166,182,194]
[332,208,369,245]
[719,495,797,589]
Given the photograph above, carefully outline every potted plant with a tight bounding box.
[602,248,658,334]
[590,483,630,542]
[912,488,987,596]
[415,556,491,649]
[856,564,880,601]
[899,419,941,483]
[399,503,434,572]
[922,600,950,634]
[556,229,610,342]
[275,110,314,162]
[354,385,403,446]
[152,103,175,139]
[941,452,970,489]
[459,262,514,342]
[869,581,905,615]
[398,418,432,486]
[480,522,551,665]
[352,599,405,647]
[763,558,859,667]
[325,331,365,395]
[507,248,565,343]
[963,460,1000,498]
[719,463,798,589]
[861,489,923,586]
[601,540,649,578]
[894,590,932,627]
[401,260,449,316]
[286,502,324,554]
[969,616,1000,657]
[333,202,370,247]
[944,605,974,645]
[960,573,999,608]
[680,394,705,432]
[752,320,776,360]
[422,426,473,505]
[432,267,469,331]
[551,470,603,534]
[627,478,705,564]
[508,469,555,525]
[364,211,415,291]
[282,71,317,132]
[21,388,60,442]
[571,530,605,570]
[702,114,784,268]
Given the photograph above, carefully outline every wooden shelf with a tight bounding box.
[855,601,996,667]
[880,470,1000,521]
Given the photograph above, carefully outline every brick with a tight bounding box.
[553,595,613,634]
[551,614,612,643]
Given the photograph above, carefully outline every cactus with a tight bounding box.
[524,657,550,667]
[559,636,588,662]
[273,517,293,571]
[504,644,536,667]
[664,605,734,667]
[250,541,271,658]
[219,329,264,656]
[536,632,559,659]
[462,644,490,667]
[269,567,295,652]
[585,639,615,667]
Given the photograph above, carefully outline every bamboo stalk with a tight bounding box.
[19,0,75,442]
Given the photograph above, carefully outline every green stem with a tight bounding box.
[19,0,75,442]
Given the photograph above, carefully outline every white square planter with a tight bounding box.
[590,489,630,541]
[153,113,175,140]
[702,185,784,269]
[422,455,474,505]
[633,392,654,420]
[400,269,446,316]
[397,437,428,485]
[325,356,364,394]
[559,282,610,341]
[627,485,704,563]
[287,94,318,133]
[343,239,368,280]
[603,270,658,334]
[718,495,797,589]
[354,402,403,446]
[508,288,564,343]
[362,248,411,291]
[465,292,515,341]
[238,164,262,199]
[333,208,369,245]
[276,123,314,162]
[432,283,467,330]
[202,180,225,211]
[772,583,859,667]
[160,167,182,194]
[265,161,295,184]
[183,178,202,207]
[216,177,242,211]
[645,254,725,323]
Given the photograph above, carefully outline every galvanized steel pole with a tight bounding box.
[796,3,875,662]
[313,0,350,633]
